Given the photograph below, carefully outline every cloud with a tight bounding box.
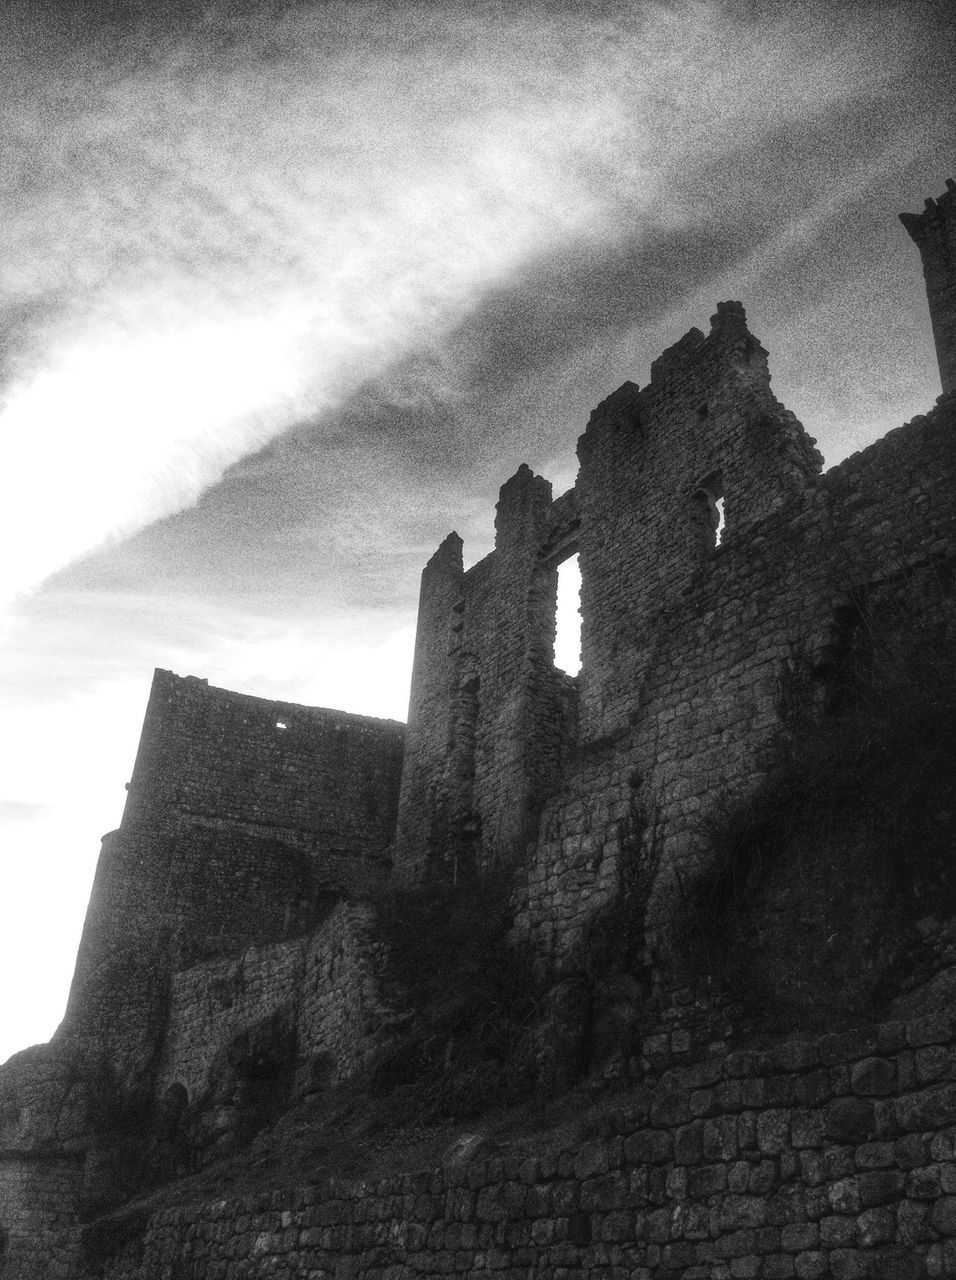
[2,0,955,1068]
[0,800,53,822]
[1,0,916,600]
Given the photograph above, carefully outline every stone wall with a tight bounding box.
[156,938,306,1104]
[155,900,405,1107]
[60,672,405,1090]
[88,1009,956,1279]
[397,301,956,972]
[394,471,578,883]
[298,900,406,1085]
[0,1157,83,1280]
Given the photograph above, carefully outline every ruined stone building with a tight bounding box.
[1,180,956,1279]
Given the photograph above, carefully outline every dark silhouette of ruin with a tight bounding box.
[1,180,955,1280]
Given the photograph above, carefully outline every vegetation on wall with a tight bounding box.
[368,870,540,1120]
[681,599,956,1034]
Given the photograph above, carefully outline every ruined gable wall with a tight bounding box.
[0,679,408,1276]
[393,303,828,895]
[393,533,465,883]
[0,1044,94,1280]
[394,469,578,882]
[515,387,956,975]
[575,301,821,745]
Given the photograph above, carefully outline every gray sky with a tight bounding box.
[1,0,954,1063]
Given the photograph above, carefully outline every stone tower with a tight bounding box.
[901,177,956,394]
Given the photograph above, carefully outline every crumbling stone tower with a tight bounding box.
[901,177,956,393]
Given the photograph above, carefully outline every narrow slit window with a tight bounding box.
[692,469,725,550]
[555,553,582,676]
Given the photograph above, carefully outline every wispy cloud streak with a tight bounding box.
[0,0,911,598]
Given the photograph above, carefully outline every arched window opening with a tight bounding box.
[555,554,582,676]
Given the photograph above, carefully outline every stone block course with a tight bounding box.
[43,1010,956,1279]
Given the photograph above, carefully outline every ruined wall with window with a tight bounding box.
[397,297,956,982]
[394,473,580,883]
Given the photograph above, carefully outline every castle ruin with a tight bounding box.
[1,180,956,1279]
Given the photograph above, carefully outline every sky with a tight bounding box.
[1,0,954,1066]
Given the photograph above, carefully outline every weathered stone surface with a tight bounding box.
[827,1097,876,1143]
[3,181,956,1279]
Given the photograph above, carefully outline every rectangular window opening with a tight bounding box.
[554,553,582,676]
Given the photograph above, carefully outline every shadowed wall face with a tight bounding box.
[397,296,956,980]
[901,180,956,395]
[63,672,405,1088]
[394,469,581,882]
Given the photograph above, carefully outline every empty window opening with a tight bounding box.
[555,554,582,676]
[276,720,288,730]
[692,470,725,550]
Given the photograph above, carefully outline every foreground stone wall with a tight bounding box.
[156,938,306,1103]
[122,671,405,858]
[89,1010,956,1279]
[0,1157,83,1280]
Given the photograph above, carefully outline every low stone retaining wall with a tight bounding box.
[90,1011,956,1279]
